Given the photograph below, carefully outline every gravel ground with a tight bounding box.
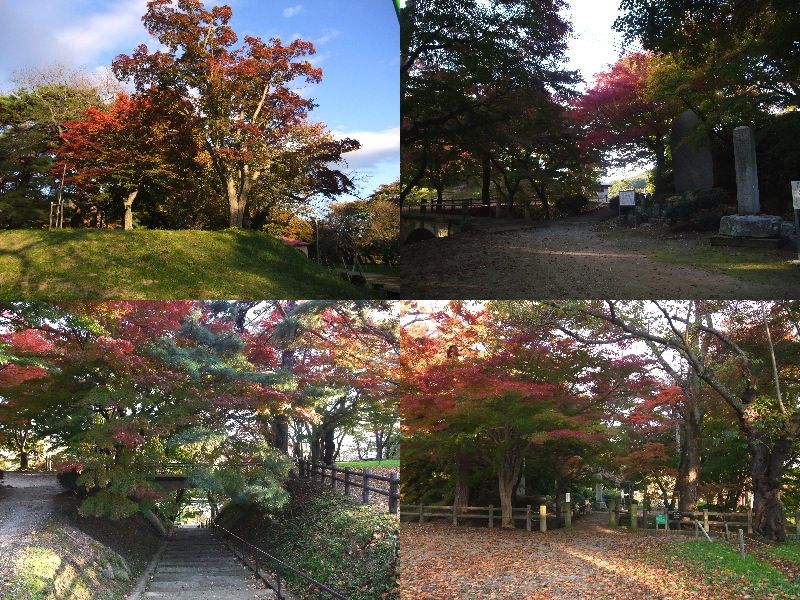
[401,210,797,299]
[0,473,63,586]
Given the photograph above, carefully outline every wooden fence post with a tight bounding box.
[747,507,753,534]
[331,466,336,490]
[452,504,458,526]
[526,505,532,532]
[389,473,399,515]
[703,509,709,533]
[488,505,494,529]
[540,504,547,533]
[564,501,572,529]
[344,468,351,497]
[362,471,370,505]
[629,502,637,531]
[418,503,424,524]
[738,529,746,559]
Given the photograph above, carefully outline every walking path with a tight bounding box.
[139,527,274,599]
[401,210,798,298]
[400,512,710,599]
[0,473,63,580]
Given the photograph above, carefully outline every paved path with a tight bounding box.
[401,210,797,298]
[141,527,274,599]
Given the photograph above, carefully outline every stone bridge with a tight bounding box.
[400,212,469,244]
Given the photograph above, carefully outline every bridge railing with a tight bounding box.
[294,459,400,515]
[401,197,501,213]
[209,521,350,599]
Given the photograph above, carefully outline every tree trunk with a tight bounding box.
[453,449,471,513]
[435,185,443,210]
[677,414,702,512]
[375,431,384,461]
[481,151,491,207]
[226,174,249,228]
[123,189,138,230]
[750,435,791,541]
[652,140,667,198]
[323,427,335,465]
[19,451,29,470]
[497,449,524,528]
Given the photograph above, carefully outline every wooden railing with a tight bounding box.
[295,459,400,515]
[399,502,588,531]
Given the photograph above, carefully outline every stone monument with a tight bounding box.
[713,125,782,245]
[671,109,714,192]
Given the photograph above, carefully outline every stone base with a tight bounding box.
[718,214,782,238]
[710,235,783,249]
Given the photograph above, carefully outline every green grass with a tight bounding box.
[651,244,800,288]
[0,229,372,299]
[337,459,399,469]
[661,540,800,599]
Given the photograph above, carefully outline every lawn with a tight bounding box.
[337,459,400,469]
[0,229,372,299]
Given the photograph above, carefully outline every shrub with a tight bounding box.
[555,194,590,216]
[665,187,732,230]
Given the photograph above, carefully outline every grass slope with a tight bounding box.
[1,509,161,600]
[218,480,399,600]
[337,459,400,469]
[0,229,369,299]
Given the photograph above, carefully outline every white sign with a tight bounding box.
[565,492,571,503]
[619,190,636,207]
[792,181,800,210]
[597,191,608,202]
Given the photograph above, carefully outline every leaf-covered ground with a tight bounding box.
[401,209,800,299]
[400,513,800,599]
[0,229,371,299]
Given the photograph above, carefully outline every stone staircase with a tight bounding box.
[142,527,275,599]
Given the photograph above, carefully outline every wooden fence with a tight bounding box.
[611,504,800,541]
[399,502,588,532]
[295,459,400,515]
[401,198,501,214]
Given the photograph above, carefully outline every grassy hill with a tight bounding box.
[0,229,370,299]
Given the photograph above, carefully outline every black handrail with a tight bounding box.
[209,521,350,600]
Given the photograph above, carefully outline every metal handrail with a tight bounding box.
[209,521,350,600]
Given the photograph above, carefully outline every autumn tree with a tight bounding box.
[112,0,359,228]
[574,52,682,198]
[58,91,199,229]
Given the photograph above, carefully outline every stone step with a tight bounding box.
[153,570,250,581]
[148,577,258,592]
[143,591,276,600]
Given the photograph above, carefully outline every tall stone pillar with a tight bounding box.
[733,126,760,215]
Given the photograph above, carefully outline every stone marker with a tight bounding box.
[733,126,760,215]
[671,109,714,192]
[719,214,782,238]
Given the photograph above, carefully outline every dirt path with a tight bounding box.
[401,211,797,298]
[0,473,62,578]
[401,513,709,599]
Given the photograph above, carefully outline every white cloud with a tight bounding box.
[335,127,400,171]
[55,0,148,61]
[282,4,304,18]
[314,29,341,46]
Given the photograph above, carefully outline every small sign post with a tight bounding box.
[619,190,636,223]
[597,190,608,203]
[792,181,800,261]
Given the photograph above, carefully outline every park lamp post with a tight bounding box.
[791,181,800,262]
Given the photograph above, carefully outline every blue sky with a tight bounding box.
[0,0,399,199]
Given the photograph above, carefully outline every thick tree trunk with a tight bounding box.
[19,452,29,470]
[123,190,138,230]
[226,175,250,228]
[435,185,443,210]
[497,450,524,529]
[375,431,384,461]
[750,436,791,541]
[453,449,472,513]
[677,415,702,512]
[652,140,667,198]
[323,428,335,465]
